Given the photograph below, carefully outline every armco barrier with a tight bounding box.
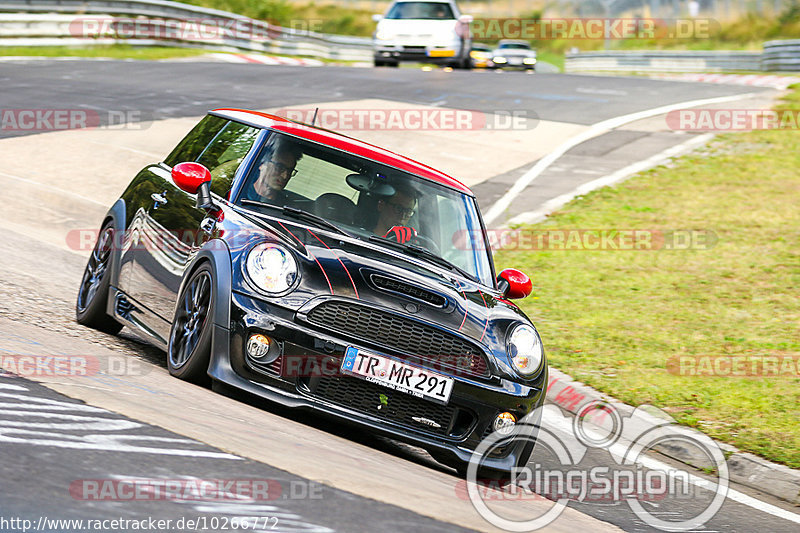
[763,39,800,72]
[0,0,373,60]
[565,50,764,73]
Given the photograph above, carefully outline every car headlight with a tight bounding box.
[375,29,392,41]
[246,243,298,295]
[507,324,543,377]
[523,57,537,64]
[493,56,507,63]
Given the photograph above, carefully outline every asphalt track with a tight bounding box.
[1,60,798,532]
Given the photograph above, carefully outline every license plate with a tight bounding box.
[428,49,455,57]
[341,347,454,405]
[510,58,522,65]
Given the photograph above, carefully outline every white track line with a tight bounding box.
[483,92,761,226]
[0,170,107,206]
[506,133,714,226]
[544,411,800,525]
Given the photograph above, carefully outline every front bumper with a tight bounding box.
[207,292,547,471]
[374,43,464,64]
[492,57,537,69]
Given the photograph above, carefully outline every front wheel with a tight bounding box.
[168,264,215,384]
[76,222,122,334]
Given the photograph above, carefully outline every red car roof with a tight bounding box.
[212,108,474,195]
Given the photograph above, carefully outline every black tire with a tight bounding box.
[76,222,123,334]
[168,263,214,384]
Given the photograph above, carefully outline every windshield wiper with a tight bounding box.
[368,235,476,281]
[240,200,350,237]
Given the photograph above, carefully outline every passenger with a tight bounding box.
[373,185,417,238]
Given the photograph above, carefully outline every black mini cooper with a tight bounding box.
[76,109,547,477]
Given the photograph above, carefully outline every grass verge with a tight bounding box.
[494,85,800,468]
[0,45,209,60]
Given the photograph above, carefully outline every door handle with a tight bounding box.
[200,217,216,235]
[151,191,167,210]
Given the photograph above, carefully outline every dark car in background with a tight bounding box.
[76,109,547,477]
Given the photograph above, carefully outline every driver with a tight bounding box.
[373,185,417,238]
[247,138,305,206]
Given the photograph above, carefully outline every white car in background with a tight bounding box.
[491,39,537,71]
[372,0,473,68]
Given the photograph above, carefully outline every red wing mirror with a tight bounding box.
[171,162,211,194]
[497,268,532,300]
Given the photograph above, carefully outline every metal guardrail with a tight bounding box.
[565,50,764,73]
[0,0,374,60]
[762,40,800,72]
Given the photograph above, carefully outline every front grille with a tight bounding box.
[311,375,459,437]
[306,301,489,377]
[402,46,426,53]
[370,275,446,307]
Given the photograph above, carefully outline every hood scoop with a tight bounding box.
[370,274,447,308]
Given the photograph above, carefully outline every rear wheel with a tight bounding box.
[168,264,214,384]
[76,222,122,334]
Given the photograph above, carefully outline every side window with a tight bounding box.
[163,115,227,167]
[197,122,260,197]
[285,157,359,203]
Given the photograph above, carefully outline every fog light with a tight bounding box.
[247,334,272,361]
[493,412,517,435]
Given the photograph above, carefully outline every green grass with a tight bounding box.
[494,85,800,468]
[534,51,564,71]
[178,0,376,36]
[0,45,209,60]
[0,45,364,64]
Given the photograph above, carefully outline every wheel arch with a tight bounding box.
[176,240,233,330]
[103,199,127,319]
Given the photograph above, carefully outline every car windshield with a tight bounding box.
[235,132,494,285]
[385,2,455,20]
[499,43,531,50]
